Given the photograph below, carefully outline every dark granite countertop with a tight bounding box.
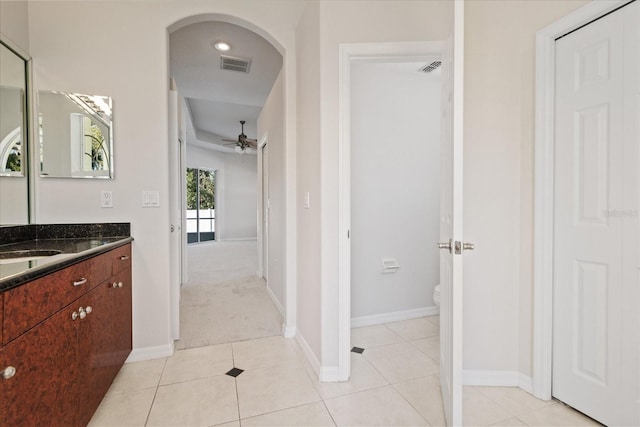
[0,223,132,292]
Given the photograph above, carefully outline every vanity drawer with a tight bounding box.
[3,256,108,344]
[110,243,131,275]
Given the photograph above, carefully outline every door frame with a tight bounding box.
[532,0,633,400]
[337,40,443,381]
[257,135,268,278]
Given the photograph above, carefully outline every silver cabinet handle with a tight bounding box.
[112,282,118,288]
[79,307,87,320]
[2,366,16,380]
[73,278,88,287]
[119,255,130,261]
[118,281,123,288]
[71,311,79,321]
[85,306,93,314]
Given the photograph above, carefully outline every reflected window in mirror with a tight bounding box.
[0,43,27,176]
[0,39,30,225]
[39,91,113,179]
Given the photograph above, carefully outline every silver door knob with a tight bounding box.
[462,242,475,251]
[437,239,452,253]
[2,366,16,380]
[85,306,93,314]
[79,307,87,320]
[71,311,79,321]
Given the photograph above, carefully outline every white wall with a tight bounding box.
[25,0,303,358]
[185,144,257,240]
[258,70,285,310]
[463,0,589,380]
[316,0,452,370]
[221,153,258,239]
[295,0,322,362]
[350,62,441,320]
[0,1,29,51]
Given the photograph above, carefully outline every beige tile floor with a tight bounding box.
[90,316,601,427]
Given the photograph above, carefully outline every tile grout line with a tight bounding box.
[231,344,243,424]
[320,399,339,427]
[143,357,168,427]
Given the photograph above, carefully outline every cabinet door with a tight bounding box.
[111,267,132,370]
[76,282,114,427]
[0,305,79,427]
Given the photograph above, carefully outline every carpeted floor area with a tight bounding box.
[175,241,283,350]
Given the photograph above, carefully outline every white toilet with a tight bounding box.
[433,284,441,306]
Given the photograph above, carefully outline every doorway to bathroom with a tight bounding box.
[346,52,445,424]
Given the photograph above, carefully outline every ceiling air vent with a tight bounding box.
[419,61,442,73]
[220,55,252,73]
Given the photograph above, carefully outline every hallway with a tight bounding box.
[176,241,282,350]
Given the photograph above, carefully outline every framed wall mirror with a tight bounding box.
[0,38,30,225]
[39,90,113,179]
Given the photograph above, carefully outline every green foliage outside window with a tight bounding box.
[187,168,215,210]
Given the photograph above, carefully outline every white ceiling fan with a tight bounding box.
[222,120,258,153]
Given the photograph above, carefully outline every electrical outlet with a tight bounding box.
[101,191,113,208]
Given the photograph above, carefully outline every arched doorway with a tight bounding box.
[167,14,291,348]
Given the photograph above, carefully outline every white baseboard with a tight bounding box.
[126,343,174,363]
[463,370,535,393]
[295,330,321,379]
[320,366,341,382]
[463,370,537,397]
[519,373,533,394]
[266,284,285,316]
[282,324,296,338]
[351,306,439,328]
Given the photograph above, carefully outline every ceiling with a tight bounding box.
[169,21,282,152]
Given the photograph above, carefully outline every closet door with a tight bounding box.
[621,1,640,424]
[553,2,639,425]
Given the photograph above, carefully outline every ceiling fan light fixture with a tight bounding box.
[235,146,243,153]
[214,41,231,52]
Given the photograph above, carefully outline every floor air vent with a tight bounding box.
[419,61,442,73]
[220,55,252,73]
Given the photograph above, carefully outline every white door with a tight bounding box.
[438,1,465,425]
[553,2,639,425]
[169,89,182,340]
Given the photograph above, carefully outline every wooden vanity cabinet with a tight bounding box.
[0,304,80,427]
[0,243,132,427]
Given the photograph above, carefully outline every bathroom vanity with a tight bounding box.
[0,224,133,427]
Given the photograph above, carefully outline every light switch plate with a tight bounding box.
[141,191,160,208]
[101,191,113,208]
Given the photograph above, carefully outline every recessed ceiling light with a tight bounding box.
[214,41,231,52]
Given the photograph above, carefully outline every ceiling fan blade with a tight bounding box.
[223,142,238,146]
[244,138,258,143]
[222,139,238,143]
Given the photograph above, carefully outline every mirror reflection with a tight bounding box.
[0,39,29,225]
[39,91,113,178]
[0,42,26,176]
